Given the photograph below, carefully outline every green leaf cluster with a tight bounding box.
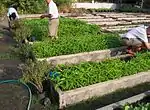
[24,17,122,58]
[123,103,150,110]
[50,52,150,91]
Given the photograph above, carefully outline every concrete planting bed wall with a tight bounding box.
[97,90,150,110]
[38,46,127,66]
[70,12,150,32]
[58,71,150,109]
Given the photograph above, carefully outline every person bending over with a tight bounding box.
[7,5,19,29]
[121,25,150,55]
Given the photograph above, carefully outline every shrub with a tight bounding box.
[21,60,51,93]
[12,20,32,43]
[1,0,74,14]
[1,0,46,14]
[0,4,6,16]
[12,44,36,62]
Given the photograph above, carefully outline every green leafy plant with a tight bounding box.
[123,102,150,110]
[23,17,122,58]
[50,52,150,91]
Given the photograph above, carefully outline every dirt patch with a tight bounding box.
[0,83,29,110]
[0,60,22,80]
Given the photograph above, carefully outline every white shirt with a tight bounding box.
[48,0,59,19]
[7,7,19,19]
[121,25,148,43]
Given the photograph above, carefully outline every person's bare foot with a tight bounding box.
[126,48,135,56]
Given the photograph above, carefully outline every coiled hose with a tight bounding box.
[0,80,32,110]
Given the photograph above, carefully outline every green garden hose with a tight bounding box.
[0,80,32,110]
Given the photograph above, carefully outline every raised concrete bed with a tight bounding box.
[97,90,150,110]
[132,20,150,23]
[38,46,127,66]
[104,28,132,32]
[73,16,104,19]
[58,71,150,109]
[80,18,114,22]
[137,15,150,17]
[94,21,131,26]
[102,24,139,29]
[101,15,135,18]
[96,13,127,16]
[117,17,147,21]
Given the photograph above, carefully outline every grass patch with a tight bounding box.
[24,17,122,58]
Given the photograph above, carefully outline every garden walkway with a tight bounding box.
[19,12,150,32]
[0,17,47,110]
[70,12,150,32]
[0,17,22,80]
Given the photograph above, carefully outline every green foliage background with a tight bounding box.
[0,0,74,14]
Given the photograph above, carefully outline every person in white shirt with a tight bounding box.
[7,5,19,29]
[40,0,59,39]
[121,25,150,55]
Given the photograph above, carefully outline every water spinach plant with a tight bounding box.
[24,17,122,58]
[122,103,150,110]
[50,52,150,91]
[121,95,150,110]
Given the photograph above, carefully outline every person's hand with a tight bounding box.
[40,15,45,19]
[147,48,150,52]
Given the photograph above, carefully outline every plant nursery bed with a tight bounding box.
[81,18,114,22]
[74,16,104,19]
[97,91,150,110]
[48,52,150,109]
[23,17,122,58]
[103,24,140,29]
[92,21,121,26]
[105,28,132,32]
[55,68,150,109]
[131,20,150,24]
[117,17,147,21]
